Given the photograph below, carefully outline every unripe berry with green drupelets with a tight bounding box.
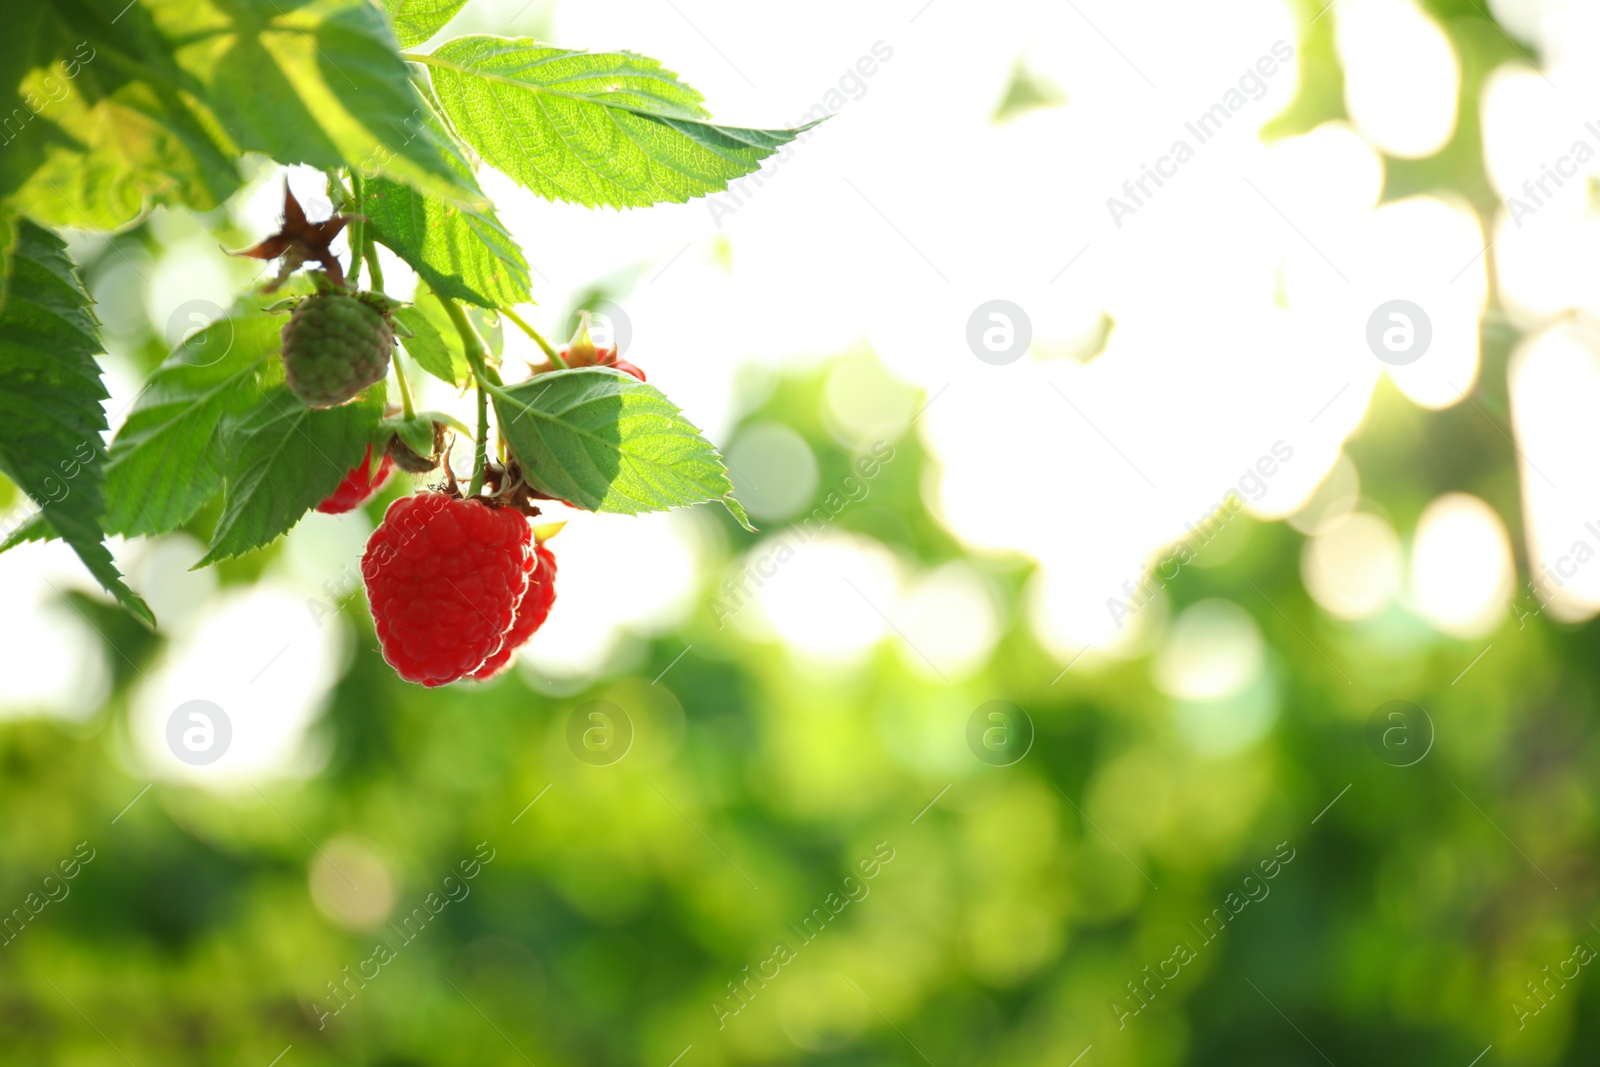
[282,291,396,408]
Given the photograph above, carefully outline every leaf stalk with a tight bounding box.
[345,172,364,286]
[363,234,386,292]
[467,383,489,498]
[391,350,417,419]
[502,306,566,368]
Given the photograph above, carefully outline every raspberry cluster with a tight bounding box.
[360,494,555,686]
[238,187,596,688]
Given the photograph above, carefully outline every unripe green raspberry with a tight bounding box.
[281,293,394,408]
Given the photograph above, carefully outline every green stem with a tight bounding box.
[421,411,475,438]
[363,238,384,294]
[391,350,417,419]
[325,168,354,208]
[442,297,498,497]
[366,236,387,294]
[467,384,489,498]
[502,307,566,368]
[442,297,501,387]
[346,173,364,287]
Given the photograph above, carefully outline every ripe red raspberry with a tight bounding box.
[473,543,557,680]
[361,494,533,687]
[317,446,395,514]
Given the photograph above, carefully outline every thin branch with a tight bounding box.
[467,383,488,497]
[440,297,498,498]
[345,172,364,286]
[363,234,386,292]
[502,306,566,367]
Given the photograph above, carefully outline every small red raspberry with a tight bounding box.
[361,494,533,687]
[607,354,647,382]
[317,446,395,514]
[473,543,557,680]
[545,314,646,381]
[555,344,645,382]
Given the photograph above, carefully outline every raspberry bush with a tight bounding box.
[0,0,790,682]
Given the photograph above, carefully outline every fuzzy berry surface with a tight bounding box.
[362,494,533,687]
[473,543,557,680]
[282,292,394,408]
[317,446,395,514]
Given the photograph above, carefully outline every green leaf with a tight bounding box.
[104,302,287,537]
[364,102,532,309]
[0,215,16,314]
[0,220,153,626]
[2,0,483,230]
[416,38,814,209]
[379,0,469,49]
[198,383,384,566]
[395,285,472,388]
[992,59,1066,124]
[0,6,241,229]
[0,510,52,554]
[491,368,752,528]
[155,0,481,208]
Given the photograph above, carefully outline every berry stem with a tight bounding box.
[442,296,498,500]
[345,172,364,287]
[363,234,386,292]
[467,384,489,499]
[391,350,417,419]
[441,297,502,387]
[502,307,567,369]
